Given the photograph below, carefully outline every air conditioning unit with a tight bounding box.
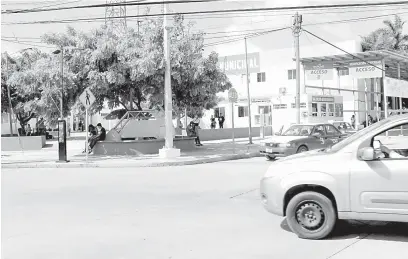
[279,87,287,96]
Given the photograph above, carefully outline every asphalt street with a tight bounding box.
[2,158,408,259]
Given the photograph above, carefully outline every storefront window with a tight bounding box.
[328,103,334,117]
[320,103,327,117]
[311,103,318,116]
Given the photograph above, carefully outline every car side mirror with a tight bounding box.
[359,147,375,161]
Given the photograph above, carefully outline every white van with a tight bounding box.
[260,114,408,239]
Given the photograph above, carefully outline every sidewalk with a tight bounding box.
[1,137,264,168]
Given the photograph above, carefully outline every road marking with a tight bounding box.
[229,188,258,199]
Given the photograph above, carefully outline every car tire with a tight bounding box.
[286,191,337,240]
[266,155,276,161]
[297,145,308,153]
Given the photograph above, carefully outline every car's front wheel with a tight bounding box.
[286,191,337,240]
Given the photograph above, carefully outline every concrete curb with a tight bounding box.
[1,152,262,169]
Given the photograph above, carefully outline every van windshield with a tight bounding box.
[328,117,393,152]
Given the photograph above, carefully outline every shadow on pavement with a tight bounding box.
[280,219,408,242]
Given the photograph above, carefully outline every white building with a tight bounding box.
[199,39,408,132]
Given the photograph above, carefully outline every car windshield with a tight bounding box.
[282,125,313,136]
[333,122,352,130]
[328,118,394,152]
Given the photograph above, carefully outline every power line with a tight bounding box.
[302,29,385,71]
[12,0,84,13]
[202,11,408,47]
[3,1,408,21]
[1,38,55,49]
[4,5,408,26]
[2,0,222,14]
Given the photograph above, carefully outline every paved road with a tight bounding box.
[2,158,407,259]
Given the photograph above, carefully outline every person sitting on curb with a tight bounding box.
[82,124,97,153]
[88,123,106,153]
[187,121,202,146]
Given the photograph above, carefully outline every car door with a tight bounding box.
[350,123,408,215]
[325,124,342,146]
[308,125,328,150]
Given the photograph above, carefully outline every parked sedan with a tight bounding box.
[260,123,347,160]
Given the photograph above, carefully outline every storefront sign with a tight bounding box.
[385,77,408,98]
[349,60,382,79]
[304,62,333,80]
[312,96,335,102]
[218,53,260,75]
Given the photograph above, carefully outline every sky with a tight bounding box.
[1,0,408,55]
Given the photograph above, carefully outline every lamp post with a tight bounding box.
[53,47,64,119]
[159,2,180,158]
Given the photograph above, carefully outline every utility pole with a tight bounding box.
[5,52,14,136]
[293,12,302,124]
[159,2,180,158]
[60,47,64,119]
[244,37,253,144]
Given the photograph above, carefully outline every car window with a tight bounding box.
[374,123,408,158]
[312,125,325,136]
[325,125,340,135]
[328,116,396,153]
[282,125,313,136]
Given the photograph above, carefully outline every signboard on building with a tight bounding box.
[218,53,260,75]
[385,77,408,98]
[304,62,333,80]
[312,96,335,102]
[349,60,382,79]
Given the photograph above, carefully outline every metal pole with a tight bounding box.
[231,102,235,154]
[60,47,64,119]
[244,37,253,144]
[294,12,302,124]
[398,63,403,115]
[364,79,369,125]
[382,59,388,119]
[85,108,88,162]
[163,3,174,149]
[5,52,14,136]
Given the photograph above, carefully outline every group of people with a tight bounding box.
[83,123,106,154]
[210,115,225,129]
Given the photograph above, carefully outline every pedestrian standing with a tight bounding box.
[218,115,225,128]
[26,124,32,136]
[210,115,216,129]
[351,115,355,129]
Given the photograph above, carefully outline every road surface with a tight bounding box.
[2,158,407,259]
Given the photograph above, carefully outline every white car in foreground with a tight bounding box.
[260,114,408,239]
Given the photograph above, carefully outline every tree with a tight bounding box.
[361,15,408,52]
[43,15,231,119]
[1,49,44,131]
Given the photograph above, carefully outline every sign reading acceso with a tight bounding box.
[304,62,333,80]
[218,53,260,75]
[349,60,382,79]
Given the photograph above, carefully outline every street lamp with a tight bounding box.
[53,48,64,119]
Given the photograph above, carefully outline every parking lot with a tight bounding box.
[2,158,407,259]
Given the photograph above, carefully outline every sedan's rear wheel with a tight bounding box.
[286,191,337,240]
